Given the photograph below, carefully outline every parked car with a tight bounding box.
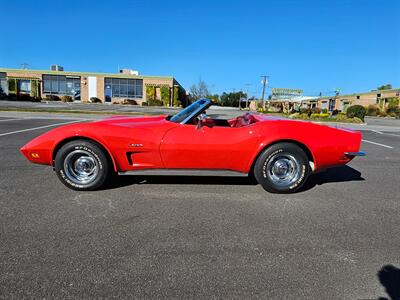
[20,99,365,193]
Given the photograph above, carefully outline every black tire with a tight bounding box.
[254,142,310,193]
[54,140,111,191]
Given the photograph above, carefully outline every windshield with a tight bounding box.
[169,99,211,124]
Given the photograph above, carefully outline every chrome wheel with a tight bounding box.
[63,150,99,185]
[265,154,301,188]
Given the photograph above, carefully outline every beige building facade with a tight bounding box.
[0,67,186,106]
[317,89,400,111]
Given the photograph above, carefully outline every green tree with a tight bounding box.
[377,84,392,90]
[207,94,219,103]
[219,91,247,107]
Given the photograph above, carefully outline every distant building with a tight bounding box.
[0,66,186,106]
[267,88,318,111]
[317,89,400,111]
[247,87,400,112]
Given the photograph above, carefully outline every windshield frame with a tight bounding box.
[169,98,212,124]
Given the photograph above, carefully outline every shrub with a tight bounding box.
[311,107,321,114]
[332,109,339,116]
[268,102,283,112]
[61,95,73,102]
[297,113,310,120]
[141,101,148,106]
[120,99,138,105]
[45,95,60,101]
[31,96,41,102]
[147,99,163,106]
[379,111,387,117]
[388,97,399,109]
[300,108,312,116]
[16,94,34,102]
[89,97,102,103]
[335,113,347,122]
[367,104,380,116]
[352,117,363,124]
[386,106,400,117]
[346,105,366,121]
[310,113,330,120]
[322,108,328,114]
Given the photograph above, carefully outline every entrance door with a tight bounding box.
[88,76,97,101]
[160,123,259,172]
[104,84,112,103]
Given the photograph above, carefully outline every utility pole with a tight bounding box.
[260,75,269,110]
[245,83,252,109]
[20,63,29,69]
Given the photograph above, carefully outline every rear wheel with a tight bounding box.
[254,142,310,193]
[54,140,111,191]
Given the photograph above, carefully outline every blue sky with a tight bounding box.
[0,0,399,97]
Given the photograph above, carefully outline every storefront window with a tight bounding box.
[18,80,31,93]
[104,77,143,98]
[43,75,81,99]
[0,72,7,94]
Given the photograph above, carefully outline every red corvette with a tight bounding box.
[20,99,365,193]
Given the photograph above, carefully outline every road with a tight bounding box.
[0,112,399,299]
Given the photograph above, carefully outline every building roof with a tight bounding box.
[0,67,174,80]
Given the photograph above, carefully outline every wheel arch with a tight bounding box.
[52,136,118,172]
[249,139,316,175]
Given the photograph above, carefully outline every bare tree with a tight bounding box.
[189,79,210,100]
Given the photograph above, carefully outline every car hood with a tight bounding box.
[94,115,169,128]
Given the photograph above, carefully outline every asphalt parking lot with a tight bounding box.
[0,113,399,299]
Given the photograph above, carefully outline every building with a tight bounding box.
[261,88,319,112]
[0,67,187,106]
[317,88,400,111]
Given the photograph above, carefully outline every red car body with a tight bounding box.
[20,114,362,174]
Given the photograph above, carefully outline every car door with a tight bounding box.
[160,123,259,172]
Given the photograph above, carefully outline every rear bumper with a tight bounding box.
[344,151,366,157]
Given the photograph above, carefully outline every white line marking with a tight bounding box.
[370,130,383,134]
[383,133,400,137]
[0,118,23,122]
[0,120,82,137]
[362,139,394,149]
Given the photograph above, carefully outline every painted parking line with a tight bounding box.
[0,120,82,137]
[369,130,400,138]
[0,118,23,122]
[370,130,383,134]
[362,139,394,149]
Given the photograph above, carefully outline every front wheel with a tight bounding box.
[54,140,111,191]
[254,142,310,193]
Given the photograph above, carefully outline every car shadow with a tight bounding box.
[106,165,364,191]
[298,165,364,192]
[106,174,258,190]
[377,264,400,300]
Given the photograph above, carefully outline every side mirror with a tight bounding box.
[196,113,207,130]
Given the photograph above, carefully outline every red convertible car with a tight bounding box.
[20,99,365,193]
